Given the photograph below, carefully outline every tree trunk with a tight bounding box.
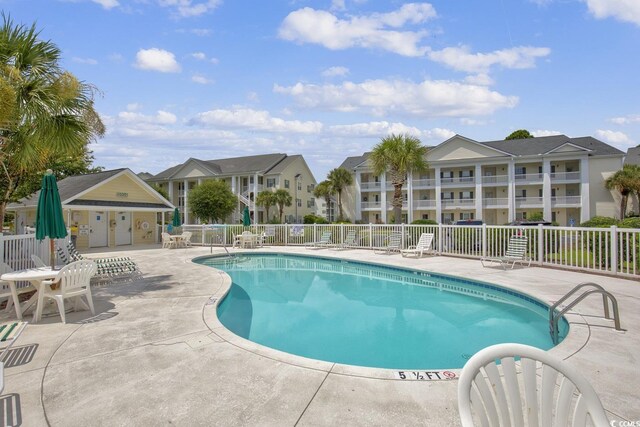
[279,205,284,223]
[621,195,628,220]
[393,183,403,224]
[265,206,270,221]
[337,190,343,221]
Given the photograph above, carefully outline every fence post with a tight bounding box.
[611,225,618,275]
[538,224,544,265]
[481,224,487,258]
[284,224,288,246]
[438,223,443,253]
[401,223,405,249]
[369,223,373,249]
[313,223,317,244]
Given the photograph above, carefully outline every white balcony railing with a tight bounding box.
[361,201,382,209]
[515,197,543,207]
[514,173,543,184]
[412,178,435,188]
[551,196,582,206]
[482,175,509,185]
[413,200,436,209]
[442,198,475,209]
[483,198,509,208]
[440,177,476,186]
[551,171,581,182]
[360,181,381,191]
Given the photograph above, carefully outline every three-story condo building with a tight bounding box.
[147,153,317,224]
[339,134,624,225]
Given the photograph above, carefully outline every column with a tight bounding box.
[355,171,362,222]
[435,167,442,223]
[406,172,413,223]
[507,161,515,222]
[543,159,552,221]
[231,176,236,194]
[580,157,590,222]
[253,173,259,224]
[168,181,174,205]
[475,164,483,220]
[183,179,189,224]
[380,172,387,223]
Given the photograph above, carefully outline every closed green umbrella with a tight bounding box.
[242,206,251,227]
[172,207,182,227]
[35,170,67,268]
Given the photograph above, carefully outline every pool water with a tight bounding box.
[198,254,568,370]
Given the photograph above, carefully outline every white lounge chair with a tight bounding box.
[306,231,332,249]
[458,343,609,427]
[332,230,358,250]
[375,233,402,254]
[181,231,193,247]
[401,233,435,258]
[31,254,47,268]
[0,320,28,393]
[480,235,531,269]
[161,232,175,249]
[41,260,97,323]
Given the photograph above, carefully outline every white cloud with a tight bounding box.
[610,114,640,124]
[460,118,487,126]
[192,74,213,84]
[92,0,119,9]
[278,4,436,57]
[189,108,324,134]
[117,110,178,125]
[134,48,181,73]
[464,74,494,86]
[328,121,455,141]
[247,92,260,102]
[322,66,349,77]
[531,129,562,137]
[126,103,142,112]
[585,0,640,26]
[274,78,518,117]
[72,57,98,65]
[331,0,346,11]
[158,0,222,17]
[190,52,206,60]
[210,57,220,64]
[595,129,633,146]
[108,53,124,63]
[428,45,550,73]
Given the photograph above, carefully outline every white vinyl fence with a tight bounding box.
[0,233,68,271]
[177,223,639,278]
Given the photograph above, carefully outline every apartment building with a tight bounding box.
[339,135,624,225]
[147,153,317,224]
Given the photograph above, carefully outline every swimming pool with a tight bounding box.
[197,253,568,370]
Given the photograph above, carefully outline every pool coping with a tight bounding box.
[196,250,590,381]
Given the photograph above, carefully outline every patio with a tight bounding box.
[2,245,638,426]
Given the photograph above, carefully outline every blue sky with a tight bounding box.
[3,0,640,181]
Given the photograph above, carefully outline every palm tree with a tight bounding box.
[606,164,640,219]
[327,167,353,221]
[273,189,292,223]
[255,190,276,222]
[313,180,334,220]
[0,15,104,221]
[369,133,428,224]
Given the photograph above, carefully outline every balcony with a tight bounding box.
[442,198,475,209]
[514,173,543,184]
[412,178,435,188]
[551,196,581,207]
[515,196,543,208]
[483,198,509,208]
[360,181,381,191]
[387,201,409,209]
[482,175,509,185]
[440,177,476,187]
[361,201,382,210]
[551,171,581,182]
[413,200,436,210]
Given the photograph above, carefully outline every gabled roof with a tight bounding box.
[625,147,640,165]
[339,152,371,171]
[265,154,304,175]
[480,135,624,157]
[8,168,174,210]
[148,153,289,181]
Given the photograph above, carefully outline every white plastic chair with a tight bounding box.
[481,235,531,269]
[374,233,402,254]
[31,254,47,268]
[41,260,97,323]
[161,232,174,249]
[458,343,609,427]
[0,262,36,318]
[401,233,435,257]
[181,231,193,247]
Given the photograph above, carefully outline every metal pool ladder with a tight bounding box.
[549,282,622,344]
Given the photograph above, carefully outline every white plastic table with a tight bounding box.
[1,267,59,322]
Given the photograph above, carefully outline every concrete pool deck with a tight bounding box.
[1,245,638,426]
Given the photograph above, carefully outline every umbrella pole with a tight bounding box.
[50,239,55,268]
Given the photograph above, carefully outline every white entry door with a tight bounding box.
[89,211,108,248]
[115,212,131,246]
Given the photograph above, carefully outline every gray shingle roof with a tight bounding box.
[625,147,640,165]
[10,169,126,208]
[480,135,624,156]
[266,155,300,174]
[148,153,289,181]
[339,153,370,171]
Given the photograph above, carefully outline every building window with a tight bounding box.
[441,191,454,200]
[460,170,474,182]
[422,214,429,220]
[516,189,527,198]
[460,212,475,220]
[297,181,302,191]
[459,191,473,199]
[177,182,185,208]
[442,212,454,224]
[552,211,557,222]
[296,198,302,207]
[515,166,526,178]
[284,180,290,189]
[307,184,314,193]
[516,212,527,220]
[539,188,543,197]
[307,198,315,208]
[441,170,453,178]
[266,178,276,188]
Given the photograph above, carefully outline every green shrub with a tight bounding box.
[303,214,328,224]
[619,217,640,229]
[411,219,438,225]
[580,216,618,228]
